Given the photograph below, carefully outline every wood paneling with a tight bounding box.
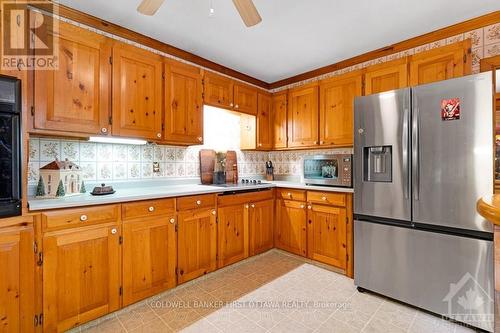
[233,83,258,115]
[275,199,307,257]
[34,19,111,136]
[364,58,409,95]
[271,91,288,149]
[409,40,471,86]
[218,204,248,267]
[43,223,120,332]
[203,72,234,109]
[256,92,273,150]
[122,216,176,305]
[249,199,274,256]
[319,71,362,146]
[112,42,163,140]
[164,60,203,145]
[287,83,319,148]
[177,208,217,284]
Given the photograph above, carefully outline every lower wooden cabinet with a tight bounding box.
[43,223,121,332]
[218,204,248,268]
[122,216,176,306]
[307,204,347,270]
[275,199,307,257]
[249,199,274,256]
[177,208,217,284]
[0,219,35,333]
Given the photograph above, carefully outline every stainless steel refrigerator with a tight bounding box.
[354,72,494,332]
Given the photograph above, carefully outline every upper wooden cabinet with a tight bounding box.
[319,71,362,147]
[272,91,288,149]
[364,58,409,95]
[43,223,121,332]
[112,42,163,140]
[248,198,274,256]
[164,60,203,145]
[409,40,471,86]
[256,92,273,150]
[34,20,112,135]
[203,72,234,109]
[287,83,319,148]
[233,83,258,115]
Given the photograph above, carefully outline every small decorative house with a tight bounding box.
[39,159,83,197]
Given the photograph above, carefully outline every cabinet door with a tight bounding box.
[177,208,217,284]
[203,72,234,109]
[307,204,347,269]
[164,60,203,145]
[249,199,274,256]
[218,204,248,267]
[409,40,471,86]
[364,58,409,95]
[122,216,176,306]
[43,224,120,332]
[272,91,288,149]
[275,199,307,257]
[256,93,273,150]
[288,83,319,148]
[34,20,111,135]
[319,71,362,147]
[234,83,258,115]
[112,43,163,140]
[0,225,35,333]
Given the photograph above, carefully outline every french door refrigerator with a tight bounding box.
[354,72,494,332]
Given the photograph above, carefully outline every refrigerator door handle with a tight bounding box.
[402,106,409,199]
[412,104,420,201]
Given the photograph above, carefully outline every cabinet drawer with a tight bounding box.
[41,205,119,231]
[307,191,346,206]
[218,189,274,207]
[177,194,216,211]
[277,188,306,201]
[122,198,176,220]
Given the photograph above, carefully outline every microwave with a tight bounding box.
[302,154,352,187]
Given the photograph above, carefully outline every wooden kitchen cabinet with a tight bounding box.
[275,199,307,256]
[233,83,258,115]
[409,40,471,86]
[256,92,273,150]
[272,91,288,149]
[34,19,112,136]
[218,204,248,267]
[0,217,35,333]
[177,208,217,284]
[112,42,163,140]
[43,223,121,332]
[203,72,234,109]
[287,83,319,148]
[364,58,409,95]
[164,60,203,145]
[122,215,176,306]
[248,199,274,256]
[307,204,347,270]
[319,71,362,147]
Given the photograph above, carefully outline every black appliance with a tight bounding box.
[0,76,21,218]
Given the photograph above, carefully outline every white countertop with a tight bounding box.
[28,181,353,211]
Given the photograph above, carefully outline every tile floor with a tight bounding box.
[73,250,478,333]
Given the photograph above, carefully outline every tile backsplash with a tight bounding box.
[28,137,352,186]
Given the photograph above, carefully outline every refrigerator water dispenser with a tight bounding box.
[364,146,392,182]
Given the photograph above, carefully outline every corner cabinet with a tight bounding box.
[112,42,163,140]
[256,92,273,150]
[364,58,409,95]
[319,71,362,147]
[272,91,288,149]
[34,19,112,136]
[409,40,471,86]
[164,60,203,145]
[287,83,319,148]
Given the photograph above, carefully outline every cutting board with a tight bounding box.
[199,149,215,184]
[226,150,238,183]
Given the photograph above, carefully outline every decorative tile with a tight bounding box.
[29,138,40,161]
[97,144,113,161]
[80,162,97,181]
[141,163,153,179]
[485,43,500,58]
[141,145,154,162]
[165,163,175,177]
[165,148,176,161]
[27,162,39,185]
[471,47,483,68]
[113,145,128,162]
[61,141,79,161]
[113,162,127,180]
[485,23,500,46]
[40,139,61,161]
[429,39,446,49]
[175,148,186,162]
[414,44,430,54]
[80,142,97,161]
[128,163,141,179]
[175,163,185,177]
[97,162,113,180]
[446,34,464,45]
[153,146,164,161]
[464,28,483,47]
[127,146,141,162]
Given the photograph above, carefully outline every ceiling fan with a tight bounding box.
[137,0,262,27]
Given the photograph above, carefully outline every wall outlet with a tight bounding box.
[153,161,160,173]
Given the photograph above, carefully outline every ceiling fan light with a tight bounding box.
[137,0,166,16]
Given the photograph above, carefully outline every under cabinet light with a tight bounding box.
[88,136,148,145]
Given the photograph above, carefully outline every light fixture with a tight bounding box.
[88,136,147,145]
[208,0,215,17]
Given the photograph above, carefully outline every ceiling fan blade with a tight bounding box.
[232,0,262,27]
[137,0,165,15]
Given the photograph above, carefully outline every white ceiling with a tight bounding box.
[58,0,500,83]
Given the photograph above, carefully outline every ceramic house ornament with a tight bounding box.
[38,159,83,197]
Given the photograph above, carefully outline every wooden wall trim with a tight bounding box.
[30,2,270,90]
[269,11,500,89]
